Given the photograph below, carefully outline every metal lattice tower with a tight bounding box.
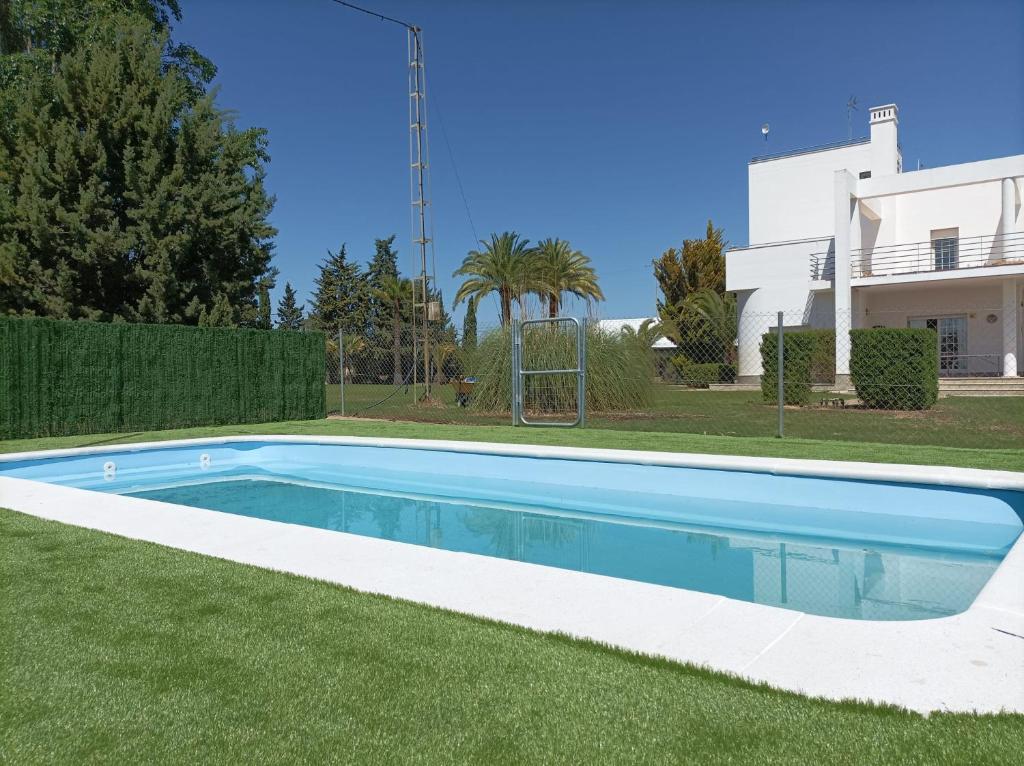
[408,26,435,399]
[330,2,437,401]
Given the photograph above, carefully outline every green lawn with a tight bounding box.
[327,384,1024,450]
[2,509,1021,764]
[2,417,1021,472]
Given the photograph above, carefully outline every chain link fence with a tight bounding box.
[323,299,1022,449]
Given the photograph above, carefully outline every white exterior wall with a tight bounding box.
[871,181,1004,245]
[748,143,873,245]
[860,282,1021,377]
[727,238,835,378]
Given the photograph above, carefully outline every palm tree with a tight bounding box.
[534,238,604,318]
[684,289,738,363]
[372,275,413,384]
[453,232,539,325]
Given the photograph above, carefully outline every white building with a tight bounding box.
[726,104,1023,385]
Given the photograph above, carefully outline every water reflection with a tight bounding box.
[130,479,998,621]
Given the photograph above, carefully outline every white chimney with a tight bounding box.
[869,103,901,176]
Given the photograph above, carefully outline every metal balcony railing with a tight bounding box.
[810,231,1024,281]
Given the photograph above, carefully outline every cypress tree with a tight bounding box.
[256,285,272,329]
[462,296,477,350]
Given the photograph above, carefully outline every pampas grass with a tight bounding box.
[467,325,654,414]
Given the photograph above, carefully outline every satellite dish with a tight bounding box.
[761,123,770,141]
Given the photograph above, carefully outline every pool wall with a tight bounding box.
[2,439,1021,556]
[1,435,1022,714]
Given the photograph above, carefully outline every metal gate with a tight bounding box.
[511,317,586,427]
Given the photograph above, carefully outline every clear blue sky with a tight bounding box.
[175,0,1024,327]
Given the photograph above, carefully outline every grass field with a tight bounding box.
[2,417,1022,471]
[3,509,1022,764]
[326,383,1024,450]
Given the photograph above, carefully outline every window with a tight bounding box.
[931,228,959,271]
[859,170,872,179]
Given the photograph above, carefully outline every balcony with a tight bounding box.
[810,231,1024,281]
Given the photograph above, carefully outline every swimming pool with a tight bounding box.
[3,439,1021,622]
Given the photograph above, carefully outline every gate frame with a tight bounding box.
[511,316,587,427]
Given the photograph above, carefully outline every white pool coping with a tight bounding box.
[2,435,1022,716]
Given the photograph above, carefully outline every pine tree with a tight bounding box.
[276,282,304,330]
[0,12,275,323]
[309,244,369,337]
[366,235,399,287]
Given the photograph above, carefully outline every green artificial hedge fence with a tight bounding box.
[850,327,938,410]
[760,331,821,405]
[0,317,326,439]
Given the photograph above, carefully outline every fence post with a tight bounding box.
[338,329,345,417]
[578,317,587,428]
[511,319,521,426]
[776,311,784,438]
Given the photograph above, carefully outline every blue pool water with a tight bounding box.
[3,440,1021,621]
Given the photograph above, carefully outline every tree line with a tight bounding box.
[294,235,457,385]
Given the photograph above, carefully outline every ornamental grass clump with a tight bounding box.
[467,324,654,414]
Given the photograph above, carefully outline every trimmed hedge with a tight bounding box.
[803,329,836,384]
[671,358,737,388]
[760,331,819,405]
[850,328,938,410]
[0,317,326,439]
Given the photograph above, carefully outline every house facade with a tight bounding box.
[725,104,1023,385]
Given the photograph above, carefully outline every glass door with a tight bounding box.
[909,316,967,376]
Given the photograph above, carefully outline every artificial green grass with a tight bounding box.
[2,417,1021,472]
[327,384,1024,450]
[2,510,1021,764]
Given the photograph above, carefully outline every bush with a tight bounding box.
[469,324,654,413]
[760,331,818,405]
[850,328,938,410]
[671,358,736,388]
[0,317,325,439]
[803,329,836,384]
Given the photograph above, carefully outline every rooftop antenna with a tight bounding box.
[329,1,436,402]
[846,95,858,139]
[761,123,770,142]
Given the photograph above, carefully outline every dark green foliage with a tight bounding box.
[364,235,400,348]
[0,11,274,323]
[308,244,368,336]
[256,285,272,330]
[760,331,819,405]
[462,296,477,350]
[804,329,837,384]
[197,294,237,328]
[851,328,939,410]
[275,282,304,330]
[0,316,324,438]
[671,358,736,388]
